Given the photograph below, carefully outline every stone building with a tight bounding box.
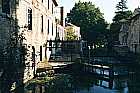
[0,0,59,87]
[127,8,140,53]
[119,19,130,46]
[65,23,81,40]
[55,6,65,40]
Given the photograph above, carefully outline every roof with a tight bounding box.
[130,8,140,20]
[66,23,80,27]
[52,0,58,6]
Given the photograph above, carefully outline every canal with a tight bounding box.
[14,65,140,93]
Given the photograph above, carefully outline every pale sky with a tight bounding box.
[58,0,140,23]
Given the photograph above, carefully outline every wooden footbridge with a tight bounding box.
[36,39,132,78]
[79,56,132,79]
[36,55,131,78]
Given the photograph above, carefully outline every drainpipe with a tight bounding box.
[60,6,64,26]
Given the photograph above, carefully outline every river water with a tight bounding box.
[22,67,140,93]
[0,64,140,93]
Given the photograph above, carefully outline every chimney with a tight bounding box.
[60,6,64,26]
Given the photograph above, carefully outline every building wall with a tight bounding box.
[0,0,58,83]
[65,24,81,40]
[127,15,140,53]
[73,26,81,40]
[57,24,65,40]
[119,23,129,46]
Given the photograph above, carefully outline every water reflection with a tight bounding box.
[23,70,140,93]
[1,66,140,93]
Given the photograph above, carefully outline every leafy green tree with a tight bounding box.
[67,1,107,45]
[113,11,132,22]
[113,0,132,22]
[65,26,78,40]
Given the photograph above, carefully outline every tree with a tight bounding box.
[116,0,128,12]
[65,26,78,40]
[113,0,132,23]
[113,10,132,22]
[67,1,107,45]
[110,0,132,42]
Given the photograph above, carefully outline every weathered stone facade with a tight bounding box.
[127,8,140,53]
[0,0,59,84]
[119,20,129,46]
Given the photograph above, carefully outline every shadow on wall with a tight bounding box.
[0,17,26,92]
[0,0,28,92]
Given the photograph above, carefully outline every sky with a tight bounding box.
[58,0,140,23]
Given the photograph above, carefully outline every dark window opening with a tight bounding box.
[42,0,43,3]
[48,19,49,34]
[48,0,49,9]
[40,46,42,61]
[2,0,10,14]
[41,15,43,32]
[45,47,47,59]
[52,4,53,14]
[28,8,32,30]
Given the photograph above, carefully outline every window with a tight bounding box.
[2,0,10,14]
[52,23,53,35]
[41,15,43,32]
[42,0,43,3]
[48,0,49,9]
[28,8,32,30]
[52,4,53,14]
[48,19,49,34]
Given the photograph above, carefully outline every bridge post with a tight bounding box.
[109,65,114,79]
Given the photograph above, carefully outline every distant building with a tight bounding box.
[119,19,130,46]
[57,24,65,40]
[127,8,140,53]
[55,6,65,40]
[65,23,81,40]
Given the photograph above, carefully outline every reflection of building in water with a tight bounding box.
[95,76,128,91]
[128,71,140,93]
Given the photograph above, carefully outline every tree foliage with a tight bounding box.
[113,10,132,22]
[67,1,107,45]
[110,0,132,42]
[116,0,128,12]
[65,26,78,40]
[113,0,132,23]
